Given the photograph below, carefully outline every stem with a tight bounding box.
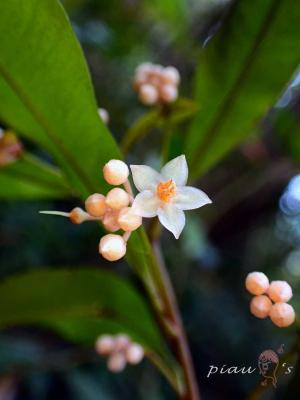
[151,241,201,400]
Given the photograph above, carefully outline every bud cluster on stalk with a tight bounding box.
[95,334,144,373]
[41,159,142,262]
[245,271,295,328]
[134,62,180,105]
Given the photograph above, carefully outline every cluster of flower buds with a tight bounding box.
[95,334,144,373]
[134,62,180,106]
[245,272,295,328]
[0,129,23,167]
[41,159,142,262]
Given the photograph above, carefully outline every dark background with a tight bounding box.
[1,0,300,399]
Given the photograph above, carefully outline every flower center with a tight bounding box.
[157,179,176,203]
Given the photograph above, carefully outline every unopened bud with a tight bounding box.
[95,335,115,355]
[118,207,142,231]
[139,84,159,105]
[126,343,144,364]
[69,207,90,224]
[160,84,178,103]
[106,188,130,210]
[99,234,126,261]
[85,193,107,217]
[103,159,129,186]
[107,352,126,373]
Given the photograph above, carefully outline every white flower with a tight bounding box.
[130,155,212,239]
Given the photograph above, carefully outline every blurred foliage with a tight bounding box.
[1,0,300,399]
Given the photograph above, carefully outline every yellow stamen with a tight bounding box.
[157,179,176,203]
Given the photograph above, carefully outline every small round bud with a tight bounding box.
[114,334,130,351]
[69,207,89,224]
[102,209,120,232]
[126,343,144,364]
[160,84,178,103]
[98,108,109,124]
[103,159,129,186]
[95,335,115,355]
[85,193,106,217]
[118,207,142,232]
[250,295,272,319]
[268,281,293,303]
[99,234,126,261]
[107,352,127,373]
[106,188,130,210]
[161,66,180,85]
[245,272,269,295]
[139,84,159,105]
[136,62,153,75]
[269,302,295,328]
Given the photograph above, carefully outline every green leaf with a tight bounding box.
[0,267,180,390]
[0,153,71,199]
[0,0,121,199]
[0,1,183,389]
[186,0,300,180]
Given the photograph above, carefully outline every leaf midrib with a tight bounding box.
[0,61,97,194]
[190,0,281,173]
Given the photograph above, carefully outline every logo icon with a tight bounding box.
[258,345,284,388]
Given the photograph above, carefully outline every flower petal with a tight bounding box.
[131,190,159,217]
[174,186,212,210]
[130,165,161,192]
[157,204,185,239]
[161,155,188,186]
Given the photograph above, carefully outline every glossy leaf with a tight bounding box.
[186,0,300,180]
[0,0,121,199]
[0,153,71,199]
[0,268,180,390]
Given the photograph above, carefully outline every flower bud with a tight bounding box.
[118,207,142,231]
[107,352,127,373]
[139,84,158,105]
[160,84,178,103]
[103,159,129,186]
[250,295,272,319]
[99,234,126,261]
[161,66,180,85]
[114,334,130,352]
[95,335,115,355]
[98,108,109,124]
[269,302,295,328]
[268,281,293,303]
[106,188,130,210]
[102,209,120,232]
[245,272,269,296]
[69,207,90,224]
[126,343,144,364]
[85,193,106,217]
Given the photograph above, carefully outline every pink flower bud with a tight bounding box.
[269,302,295,328]
[245,272,269,295]
[95,335,115,355]
[107,352,127,373]
[85,193,106,217]
[139,84,159,105]
[118,207,142,231]
[268,281,293,303]
[103,159,129,186]
[250,295,272,319]
[99,234,126,261]
[105,188,130,210]
[126,343,144,364]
